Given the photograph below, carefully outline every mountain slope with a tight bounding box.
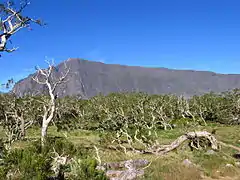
[12,58,240,98]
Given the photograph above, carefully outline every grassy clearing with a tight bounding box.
[3,124,240,180]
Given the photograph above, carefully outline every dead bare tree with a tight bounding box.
[0,0,44,53]
[109,128,220,155]
[32,59,70,146]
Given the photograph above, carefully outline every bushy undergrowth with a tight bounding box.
[67,158,107,180]
[0,137,107,179]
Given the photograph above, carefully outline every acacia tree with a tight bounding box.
[0,0,44,54]
[32,60,70,146]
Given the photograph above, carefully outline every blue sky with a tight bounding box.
[1,0,240,86]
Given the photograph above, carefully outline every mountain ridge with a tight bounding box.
[12,58,240,98]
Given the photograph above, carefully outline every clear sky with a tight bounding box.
[1,0,240,86]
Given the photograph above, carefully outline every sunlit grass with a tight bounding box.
[2,123,240,179]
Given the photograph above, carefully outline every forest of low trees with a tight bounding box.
[0,90,240,179]
[2,89,240,137]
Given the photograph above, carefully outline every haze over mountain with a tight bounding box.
[12,58,240,98]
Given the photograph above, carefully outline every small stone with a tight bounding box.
[96,165,106,171]
[226,163,234,167]
[182,159,194,167]
[233,153,240,159]
[235,162,240,167]
[205,150,215,155]
[106,169,144,180]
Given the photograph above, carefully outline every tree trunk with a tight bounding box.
[20,116,25,138]
[41,121,49,147]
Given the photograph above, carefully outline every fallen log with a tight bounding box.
[109,131,220,155]
[219,141,240,152]
[148,131,219,155]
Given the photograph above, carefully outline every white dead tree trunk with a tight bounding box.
[32,59,70,146]
[0,0,44,53]
[109,128,221,155]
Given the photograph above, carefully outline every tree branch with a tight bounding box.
[0,0,44,53]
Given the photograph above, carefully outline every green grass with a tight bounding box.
[3,123,240,180]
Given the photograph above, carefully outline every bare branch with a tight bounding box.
[0,0,44,53]
[32,59,70,146]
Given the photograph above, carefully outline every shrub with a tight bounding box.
[0,147,52,179]
[66,157,107,180]
[0,137,107,179]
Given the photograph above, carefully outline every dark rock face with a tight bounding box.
[12,58,240,98]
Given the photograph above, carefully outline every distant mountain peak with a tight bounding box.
[12,59,240,98]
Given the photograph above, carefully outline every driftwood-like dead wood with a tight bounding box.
[110,131,220,155]
[148,131,219,155]
[219,141,240,152]
[108,130,240,156]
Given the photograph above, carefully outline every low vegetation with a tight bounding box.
[0,90,240,179]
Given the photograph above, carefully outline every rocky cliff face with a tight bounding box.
[12,58,240,98]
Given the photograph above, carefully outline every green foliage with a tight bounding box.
[54,90,240,132]
[0,94,52,151]
[0,143,52,179]
[0,148,52,179]
[0,137,107,179]
[31,136,78,156]
[1,89,240,138]
[67,158,107,180]
[0,89,240,159]
[171,118,195,127]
